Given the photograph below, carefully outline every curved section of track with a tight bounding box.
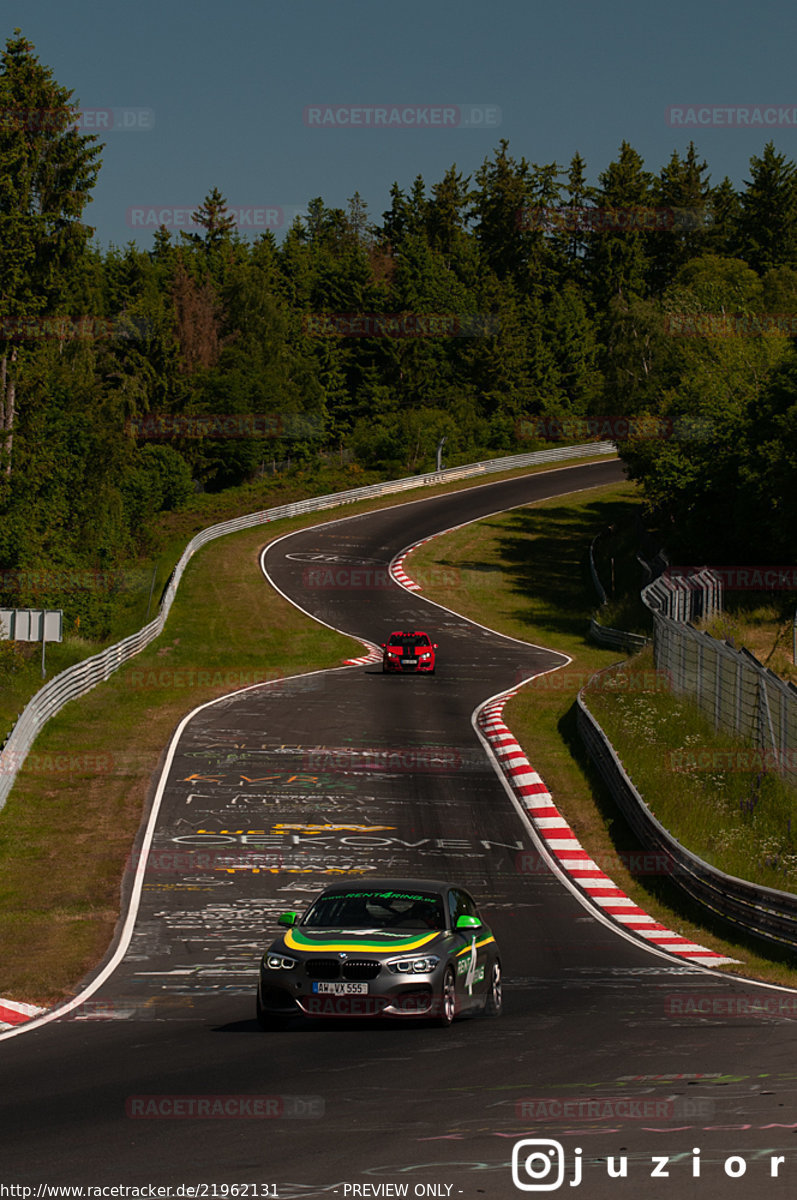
[3,459,797,1199]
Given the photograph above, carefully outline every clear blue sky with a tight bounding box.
[6,0,797,249]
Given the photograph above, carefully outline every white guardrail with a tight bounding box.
[0,441,614,811]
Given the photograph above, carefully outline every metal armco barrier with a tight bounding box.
[0,441,614,811]
[577,690,797,953]
[588,616,649,653]
[587,530,651,652]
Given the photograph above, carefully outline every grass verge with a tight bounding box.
[406,481,797,986]
[702,597,797,689]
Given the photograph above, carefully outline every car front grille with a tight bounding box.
[303,958,383,981]
[305,958,340,980]
[342,959,382,981]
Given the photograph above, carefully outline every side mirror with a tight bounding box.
[380,643,386,648]
[433,643,438,649]
[278,911,299,927]
[455,914,481,930]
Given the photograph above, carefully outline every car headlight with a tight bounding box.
[387,955,440,974]
[265,953,298,970]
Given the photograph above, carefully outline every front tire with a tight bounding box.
[483,959,503,1018]
[438,966,457,1027]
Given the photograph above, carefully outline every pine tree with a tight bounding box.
[0,29,102,477]
[705,176,742,258]
[737,142,797,273]
[471,140,535,282]
[648,143,712,292]
[554,152,593,282]
[583,141,654,308]
[181,187,237,253]
[427,166,471,260]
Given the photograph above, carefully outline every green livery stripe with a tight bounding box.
[284,928,439,953]
[454,935,495,957]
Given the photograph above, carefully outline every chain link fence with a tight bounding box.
[645,605,797,784]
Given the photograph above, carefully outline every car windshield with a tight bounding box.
[387,633,430,647]
[302,889,445,930]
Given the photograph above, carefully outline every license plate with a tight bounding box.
[401,658,417,665]
[312,982,369,995]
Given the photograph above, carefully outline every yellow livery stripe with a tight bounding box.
[455,935,495,957]
[284,929,439,953]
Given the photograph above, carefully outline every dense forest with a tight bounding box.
[3,30,797,638]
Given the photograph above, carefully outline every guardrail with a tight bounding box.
[577,688,797,953]
[588,534,609,607]
[0,440,614,812]
[587,531,651,652]
[588,617,649,653]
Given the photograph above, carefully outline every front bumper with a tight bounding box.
[258,969,442,1019]
[382,656,435,673]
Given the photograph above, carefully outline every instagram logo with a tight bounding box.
[512,1140,579,1191]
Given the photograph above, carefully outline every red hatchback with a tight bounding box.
[381,630,437,674]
